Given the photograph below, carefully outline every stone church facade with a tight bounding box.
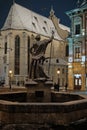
[0,2,69,87]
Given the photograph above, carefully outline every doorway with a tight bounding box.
[74,75,81,90]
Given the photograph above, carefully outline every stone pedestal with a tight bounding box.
[25,78,53,102]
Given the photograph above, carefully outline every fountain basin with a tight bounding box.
[0,91,87,128]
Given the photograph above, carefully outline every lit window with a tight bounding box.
[79,79,81,85]
[75,79,78,85]
[74,46,81,59]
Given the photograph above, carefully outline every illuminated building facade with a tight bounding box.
[66,0,87,90]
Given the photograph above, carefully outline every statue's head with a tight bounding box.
[35,34,41,41]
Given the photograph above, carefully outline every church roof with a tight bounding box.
[1,3,69,40]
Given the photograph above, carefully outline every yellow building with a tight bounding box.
[66,0,87,90]
[0,2,69,87]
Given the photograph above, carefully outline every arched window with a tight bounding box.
[14,35,20,75]
[74,17,82,35]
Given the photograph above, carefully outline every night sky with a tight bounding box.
[0,0,84,28]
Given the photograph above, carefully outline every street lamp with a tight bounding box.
[57,68,60,85]
[9,70,12,89]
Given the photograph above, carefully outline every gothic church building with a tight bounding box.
[0,2,69,86]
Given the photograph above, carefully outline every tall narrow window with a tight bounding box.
[74,46,81,59]
[66,44,69,56]
[28,36,30,75]
[75,24,81,34]
[74,17,81,35]
[4,42,7,54]
[14,35,20,75]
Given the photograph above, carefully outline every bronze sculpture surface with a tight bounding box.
[29,34,54,79]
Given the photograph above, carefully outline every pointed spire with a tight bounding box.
[50,5,55,17]
[13,0,15,5]
[77,0,80,7]
[51,5,54,11]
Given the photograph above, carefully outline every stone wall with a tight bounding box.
[0,92,87,130]
[0,98,87,126]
